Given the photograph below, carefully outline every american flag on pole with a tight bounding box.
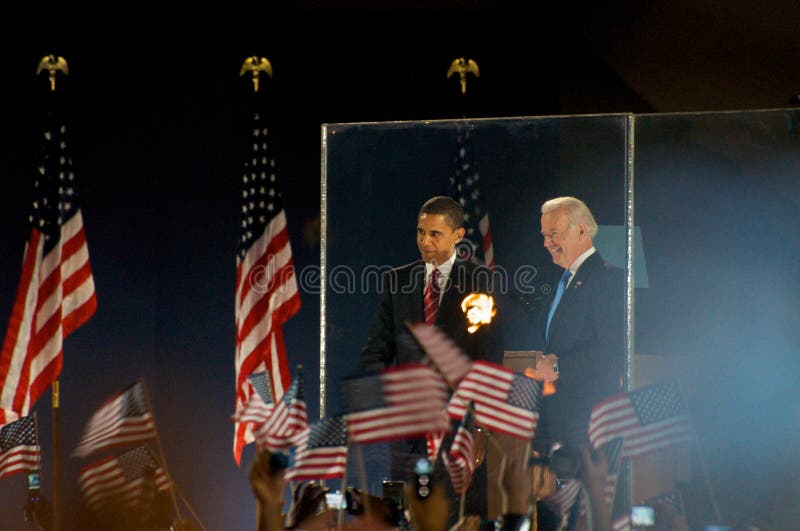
[286,415,348,481]
[0,110,97,425]
[252,366,308,451]
[344,363,449,444]
[443,405,475,495]
[447,361,540,440]
[0,414,41,479]
[449,127,494,269]
[78,445,170,513]
[234,110,301,464]
[73,381,156,458]
[406,322,473,388]
[588,380,693,459]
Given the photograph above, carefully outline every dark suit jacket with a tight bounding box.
[359,259,503,372]
[358,258,503,520]
[536,251,625,447]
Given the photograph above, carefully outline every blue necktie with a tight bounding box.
[546,269,572,341]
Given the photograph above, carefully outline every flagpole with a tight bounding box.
[353,444,371,515]
[337,443,350,530]
[139,379,183,522]
[174,482,209,531]
[37,55,69,531]
[52,381,61,531]
[458,466,468,520]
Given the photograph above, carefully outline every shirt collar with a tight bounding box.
[425,251,457,280]
[567,246,596,277]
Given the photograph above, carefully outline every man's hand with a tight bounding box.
[525,353,560,382]
[248,450,288,531]
[248,450,286,509]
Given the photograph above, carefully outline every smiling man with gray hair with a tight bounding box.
[534,196,625,450]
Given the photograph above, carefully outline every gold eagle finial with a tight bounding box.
[447,58,479,96]
[36,55,69,92]
[240,56,273,93]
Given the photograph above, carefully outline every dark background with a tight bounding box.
[1,4,799,529]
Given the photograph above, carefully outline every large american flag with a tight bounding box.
[588,380,694,459]
[234,110,301,464]
[286,415,348,481]
[252,366,308,451]
[0,414,41,479]
[406,322,473,388]
[447,361,540,440]
[0,113,96,425]
[73,381,156,458]
[449,127,494,269]
[344,363,449,444]
[78,445,170,513]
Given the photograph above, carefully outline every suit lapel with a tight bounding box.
[546,252,601,346]
[408,262,426,323]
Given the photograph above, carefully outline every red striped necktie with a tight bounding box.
[424,268,441,324]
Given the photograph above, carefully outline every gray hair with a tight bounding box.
[541,196,598,238]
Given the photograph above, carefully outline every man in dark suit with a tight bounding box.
[359,196,502,521]
[534,196,625,449]
[531,196,625,530]
[359,195,502,372]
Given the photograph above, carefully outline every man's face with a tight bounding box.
[540,209,590,269]
[417,213,465,266]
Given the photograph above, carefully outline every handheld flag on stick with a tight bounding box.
[0,414,41,479]
[443,404,476,497]
[73,381,156,458]
[588,380,694,459]
[286,415,348,481]
[232,371,275,427]
[252,366,308,452]
[344,363,449,444]
[447,361,540,440]
[406,322,473,388]
[78,445,170,513]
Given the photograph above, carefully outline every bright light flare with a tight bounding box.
[461,293,496,334]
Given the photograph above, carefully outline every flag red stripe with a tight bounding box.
[0,446,41,480]
[0,235,40,389]
[237,222,291,305]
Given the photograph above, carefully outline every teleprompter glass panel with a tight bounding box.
[633,108,800,527]
[321,115,632,497]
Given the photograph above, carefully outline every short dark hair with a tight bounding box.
[419,196,464,229]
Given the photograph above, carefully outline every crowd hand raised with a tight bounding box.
[248,450,288,531]
[341,488,395,530]
[285,481,332,529]
[248,450,286,507]
[497,437,534,516]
